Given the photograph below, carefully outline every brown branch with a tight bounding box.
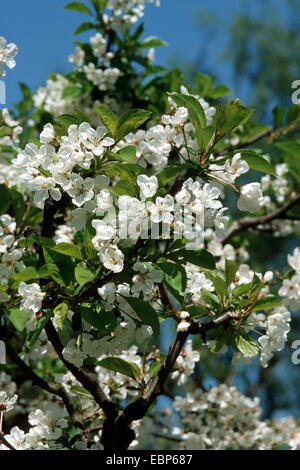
[219,129,272,156]
[44,320,117,421]
[100,311,233,450]
[0,433,17,451]
[5,342,81,425]
[222,191,300,244]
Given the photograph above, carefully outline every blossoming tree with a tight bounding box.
[1,0,300,451]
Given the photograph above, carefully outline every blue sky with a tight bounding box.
[0,0,243,109]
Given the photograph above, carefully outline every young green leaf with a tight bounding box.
[26,313,52,350]
[80,305,117,334]
[51,243,83,260]
[7,309,29,332]
[64,2,92,14]
[116,146,137,162]
[252,296,282,312]
[115,109,152,141]
[98,357,140,380]
[14,267,39,282]
[233,333,260,357]
[168,92,206,128]
[225,259,238,287]
[96,105,118,136]
[62,86,84,100]
[169,249,216,270]
[54,303,69,328]
[75,265,97,286]
[221,99,254,134]
[124,297,160,339]
[157,261,187,297]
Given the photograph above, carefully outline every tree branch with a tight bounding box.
[5,341,81,425]
[222,191,300,244]
[44,320,117,421]
[100,311,233,450]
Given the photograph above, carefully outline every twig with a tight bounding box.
[222,192,300,244]
[0,433,18,451]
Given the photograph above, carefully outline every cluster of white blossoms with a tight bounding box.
[115,85,217,173]
[12,121,114,206]
[33,75,103,120]
[0,395,70,450]
[256,162,300,237]
[172,384,300,450]
[102,0,160,32]
[0,108,23,147]
[257,306,291,368]
[279,247,300,310]
[0,36,18,78]
[0,214,25,295]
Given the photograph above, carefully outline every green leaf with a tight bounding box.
[209,85,232,99]
[116,146,136,162]
[10,189,25,226]
[186,305,209,319]
[252,296,282,312]
[75,265,96,286]
[0,184,11,216]
[157,261,187,297]
[73,22,95,36]
[54,303,69,328]
[225,259,238,287]
[115,109,152,141]
[220,99,254,134]
[139,37,168,48]
[148,362,162,378]
[287,105,300,125]
[275,141,300,157]
[26,313,52,350]
[62,86,84,100]
[195,73,214,97]
[201,288,221,307]
[232,282,252,297]
[51,243,83,260]
[42,248,66,286]
[168,92,206,128]
[272,106,285,128]
[7,309,29,332]
[70,385,91,396]
[80,305,117,334]
[102,162,137,196]
[157,165,183,187]
[233,333,260,357]
[96,106,118,136]
[237,150,276,176]
[14,267,39,282]
[205,273,227,298]
[196,125,215,150]
[93,0,109,11]
[64,2,92,14]
[169,249,216,270]
[98,357,140,380]
[124,297,160,339]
